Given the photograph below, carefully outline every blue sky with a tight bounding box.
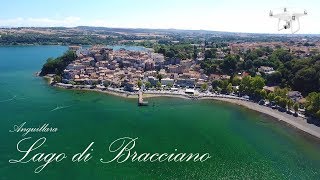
[0,0,319,34]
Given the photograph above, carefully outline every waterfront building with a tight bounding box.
[185,89,195,94]
[161,78,174,86]
[147,76,158,86]
[176,78,195,88]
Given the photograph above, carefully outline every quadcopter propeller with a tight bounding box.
[269,10,273,16]
[269,6,307,34]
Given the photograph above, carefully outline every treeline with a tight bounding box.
[39,51,77,76]
[199,46,320,119]
[211,76,320,119]
[278,54,320,95]
[153,44,196,59]
[0,34,117,45]
[200,47,320,96]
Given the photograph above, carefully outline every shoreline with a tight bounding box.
[43,77,320,139]
[201,97,320,140]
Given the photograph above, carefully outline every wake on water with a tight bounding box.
[0,95,17,103]
[0,95,29,103]
[50,105,72,112]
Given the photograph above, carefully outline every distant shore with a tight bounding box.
[42,76,320,139]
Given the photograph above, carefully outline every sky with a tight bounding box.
[0,0,319,34]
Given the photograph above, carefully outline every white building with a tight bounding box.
[185,89,195,94]
[258,66,276,75]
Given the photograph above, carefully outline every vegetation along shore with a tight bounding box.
[37,31,320,139]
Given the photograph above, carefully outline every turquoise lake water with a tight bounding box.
[0,46,320,179]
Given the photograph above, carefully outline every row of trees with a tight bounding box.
[211,76,265,97]
[211,76,320,117]
[211,76,302,113]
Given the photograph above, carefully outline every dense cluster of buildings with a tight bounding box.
[62,41,315,102]
[63,46,218,92]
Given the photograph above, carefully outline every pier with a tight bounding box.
[138,91,148,106]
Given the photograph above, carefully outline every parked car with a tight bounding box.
[278,107,286,112]
[258,100,265,105]
[286,110,293,115]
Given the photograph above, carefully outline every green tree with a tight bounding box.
[260,89,267,99]
[220,80,229,93]
[157,74,163,83]
[305,92,320,119]
[221,55,238,75]
[201,83,208,92]
[266,71,282,85]
[200,60,219,75]
[193,45,198,59]
[137,80,143,88]
[239,76,252,94]
[145,81,152,89]
[316,110,320,119]
[52,75,62,83]
[271,49,293,63]
[204,48,217,59]
[156,81,162,89]
[244,60,254,70]
[274,87,289,98]
[267,92,276,102]
[226,83,233,94]
[40,51,77,76]
[245,51,258,61]
[287,99,294,110]
[250,76,265,92]
[274,96,281,105]
[293,103,299,114]
[211,80,221,89]
[279,98,288,108]
[232,76,242,86]
[293,67,318,95]
[167,83,173,88]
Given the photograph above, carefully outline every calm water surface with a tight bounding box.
[0,46,320,179]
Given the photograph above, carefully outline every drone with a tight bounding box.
[269,7,307,34]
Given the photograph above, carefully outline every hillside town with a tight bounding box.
[38,32,320,121]
[33,27,320,137]
[61,45,210,93]
[56,42,316,106]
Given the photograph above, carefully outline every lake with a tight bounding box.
[0,46,320,179]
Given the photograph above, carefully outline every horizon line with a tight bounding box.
[1,26,320,36]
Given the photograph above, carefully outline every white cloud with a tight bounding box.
[0,16,81,27]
